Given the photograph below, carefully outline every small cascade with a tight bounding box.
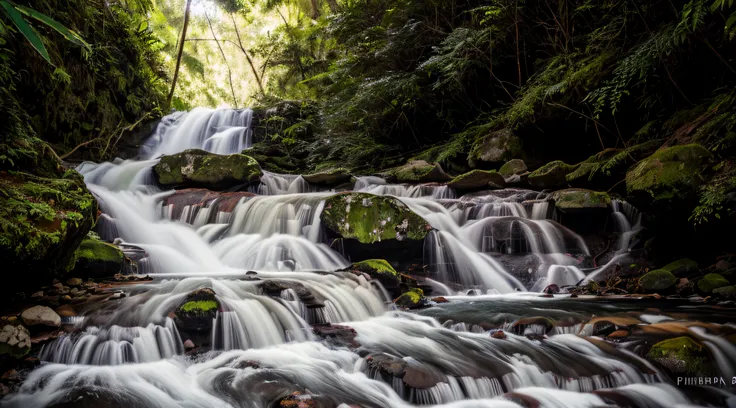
[610,199,642,254]
[257,171,317,195]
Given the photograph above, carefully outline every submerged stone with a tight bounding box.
[697,273,730,293]
[638,269,677,292]
[499,159,528,178]
[528,160,579,189]
[385,160,452,183]
[447,170,506,190]
[154,149,262,189]
[72,237,125,279]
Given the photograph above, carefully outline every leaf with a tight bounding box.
[0,1,52,64]
[14,5,90,51]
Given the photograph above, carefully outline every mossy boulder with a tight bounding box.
[468,129,524,168]
[448,170,506,190]
[639,269,677,292]
[0,170,97,290]
[385,160,452,183]
[625,144,710,214]
[647,337,712,377]
[321,193,430,244]
[713,285,736,299]
[303,168,352,186]
[351,259,399,278]
[658,258,699,277]
[72,237,125,279]
[154,149,262,189]
[499,159,528,178]
[394,288,425,309]
[565,141,662,190]
[174,288,220,334]
[528,161,579,189]
[697,273,730,293]
[0,324,31,358]
[550,189,611,211]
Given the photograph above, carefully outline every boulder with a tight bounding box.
[72,237,125,279]
[528,161,579,189]
[468,129,524,168]
[499,159,528,178]
[302,168,352,186]
[447,170,506,190]
[244,142,304,174]
[550,189,611,211]
[697,273,730,293]
[625,144,710,214]
[394,288,425,309]
[174,288,220,333]
[0,171,97,289]
[20,306,61,328]
[347,259,404,297]
[638,269,677,292]
[154,149,262,189]
[713,285,736,299]
[0,325,31,358]
[385,160,452,183]
[656,259,699,277]
[647,337,712,377]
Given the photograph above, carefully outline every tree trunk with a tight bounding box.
[204,10,238,108]
[310,0,321,19]
[325,0,339,13]
[230,13,265,95]
[167,0,193,109]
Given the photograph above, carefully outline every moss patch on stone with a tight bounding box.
[352,259,399,277]
[387,160,452,183]
[659,258,699,277]
[394,288,425,309]
[550,188,611,210]
[697,273,730,293]
[639,269,677,291]
[154,149,262,189]
[647,336,710,376]
[321,193,431,244]
[73,236,125,279]
[528,160,579,189]
[625,144,710,210]
[0,170,97,282]
[448,170,505,190]
[499,159,528,177]
[180,300,219,315]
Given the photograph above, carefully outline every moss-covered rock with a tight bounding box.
[351,259,399,278]
[321,193,431,244]
[639,269,677,292]
[0,170,97,289]
[697,273,730,293]
[565,142,662,190]
[243,143,304,174]
[174,288,220,333]
[0,324,31,358]
[468,129,524,168]
[625,144,710,213]
[658,258,699,277]
[303,168,352,186]
[647,337,712,377]
[394,288,425,309]
[713,285,736,299]
[72,237,125,279]
[154,149,262,189]
[528,161,579,189]
[385,160,452,183]
[499,159,528,178]
[448,170,506,190]
[550,188,611,211]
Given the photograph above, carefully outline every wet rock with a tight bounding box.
[447,170,506,190]
[346,259,404,297]
[72,237,125,279]
[431,296,449,303]
[639,269,677,292]
[625,144,710,216]
[565,141,660,190]
[543,284,560,294]
[468,128,524,168]
[499,159,528,178]
[384,160,452,183]
[183,339,196,350]
[394,288,425,309]
[174,288,220,334]
[259,280,323,308]
[647,336,713,377]
[30,330,63,345]
[20,305,61,328]
[279,391,317,407]
[490,330,507,339]
[697,273,730,293]
[528,161,579,189]
[302,168,352,186]
[30,291,44,300]
[0,324,31,358]
[607,330,630,339]
[713,285,736,299]
[154,149,262,189]
[511,316,554,336]
[312,323,360,348]
[0,170,97,293]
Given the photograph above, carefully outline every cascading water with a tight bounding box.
[6,108,735,408]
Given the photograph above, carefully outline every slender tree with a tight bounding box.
[167,0,193,108]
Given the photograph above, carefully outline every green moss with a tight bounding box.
[647,337,710,376]
[566,141,663,188]
[528,160,579,189]
[659,259,698,276]
[625,144,710,205]
[550,188,611,210]
[448,170,505,190]
[154,149,263,188]
[394,288,424,309]
[180,300,219,315]
[0,170,97,281]
[713,285,736,298]
[321,193,431,244]
[498,159,528,177]
[697,273,730,293]
[387,160,451,183]
[639,269,677,291]
[76,237,124,263]
[352,259,399,277]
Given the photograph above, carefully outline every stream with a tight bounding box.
[4,108,736,408]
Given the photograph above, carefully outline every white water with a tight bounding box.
[8,108,730,407]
